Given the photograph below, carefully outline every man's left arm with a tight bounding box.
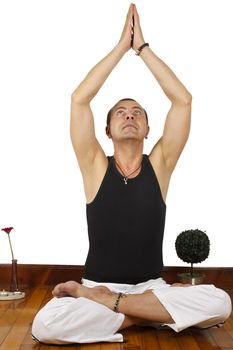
[132,5,192,173]
[140,47,192,172]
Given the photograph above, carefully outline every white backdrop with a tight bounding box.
[0,0,232,267]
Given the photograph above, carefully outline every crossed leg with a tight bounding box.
[32,280,231,344]
[52,281,180,329]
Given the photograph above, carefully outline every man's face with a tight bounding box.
[107,100,149,142]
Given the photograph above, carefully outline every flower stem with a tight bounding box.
[8,234,15,261]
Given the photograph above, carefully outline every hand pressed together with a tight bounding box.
[118,3,146,54]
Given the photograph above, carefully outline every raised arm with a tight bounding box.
[132,5,192,174]
[70,4,134,176]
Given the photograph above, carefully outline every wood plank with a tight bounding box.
[120,345,140,350]
[40,344,80,350]
[39,286,53,308]
[100,342,121,349]
[190,328,221,350]
[0,289,33,346]
[19,344,41,350]
[120,326,141,349]
[0,300,12,318]
[139,327,160,350]
[156,328,181,350]
[223,316,233,338]
[0,287,47,350]
[208,326,233,348]
[176,329,201,350]
[80,343,101,350]
[20,327,40,348]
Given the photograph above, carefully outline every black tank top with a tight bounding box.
[84,154,166,284]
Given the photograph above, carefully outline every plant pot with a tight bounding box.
[178,272,205,285]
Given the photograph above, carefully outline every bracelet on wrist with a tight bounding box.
[113,292,126,313]
[135,43,149,56]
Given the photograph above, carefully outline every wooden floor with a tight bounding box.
[0,287,232,350]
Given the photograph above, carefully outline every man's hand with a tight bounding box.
[118,3,134,53]
[131,4,146,51]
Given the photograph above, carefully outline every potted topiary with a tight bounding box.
[175,229,210,285]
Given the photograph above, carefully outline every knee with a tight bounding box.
[194,287,232,330]
[32,309,49,343]
[32,308,64,345]
[207,288,232,322]
[215,289,232,321]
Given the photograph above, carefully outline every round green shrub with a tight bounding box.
[175,229,210,264]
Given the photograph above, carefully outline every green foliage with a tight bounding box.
[175,229,210,264]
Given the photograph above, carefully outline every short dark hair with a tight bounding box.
[106,98,149,126]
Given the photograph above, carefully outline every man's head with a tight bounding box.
[105,98,149,141]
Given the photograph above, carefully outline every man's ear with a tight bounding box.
[105,126,112,138]
[145,125,150,139]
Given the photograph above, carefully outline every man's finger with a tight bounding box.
[127,3,134,18]
[133,4,140,21]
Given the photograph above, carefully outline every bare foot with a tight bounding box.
[52,281,84,298]
[52,281,115,307]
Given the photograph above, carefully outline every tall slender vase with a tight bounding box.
[10,259,19,292]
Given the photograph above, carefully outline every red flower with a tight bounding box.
[1,227,14,234]
[1,227,15,260]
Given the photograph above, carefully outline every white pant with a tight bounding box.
[32,278,232,344]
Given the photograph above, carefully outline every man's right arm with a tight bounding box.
[70,44,126,173]
[70,4,134,181]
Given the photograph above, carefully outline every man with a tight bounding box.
[32,4,231,344]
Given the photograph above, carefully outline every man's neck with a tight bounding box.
[113,143,144,172]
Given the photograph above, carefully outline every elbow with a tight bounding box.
[71,90,92,105]
[170,91,192,106]
[174,93,192,106]
[71,91,86,104]
[181,92,192,105]
[172,91,192,106]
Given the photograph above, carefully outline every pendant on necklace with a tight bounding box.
[123,177,128,185]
